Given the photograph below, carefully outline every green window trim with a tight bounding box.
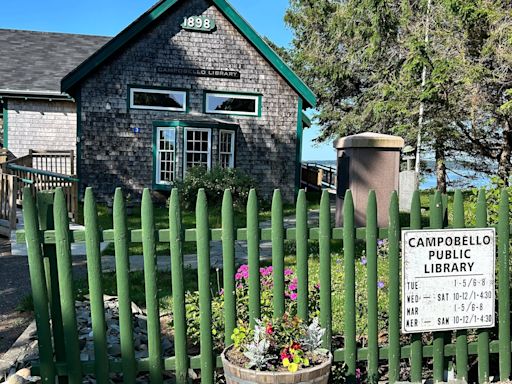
[203,91,262,117]
[128,85,189,113]
[152,124,177,191]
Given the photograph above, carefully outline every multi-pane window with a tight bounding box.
[205,92,260,116]
[219,130,235,168]
[130,88,187,111]
[184,128,211,175]
[156,127,176,185]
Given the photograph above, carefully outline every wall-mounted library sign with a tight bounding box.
[402,228,496,333]
[157,67,240,79]
[181,15,216,32]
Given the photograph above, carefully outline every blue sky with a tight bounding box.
[0,0,335,161]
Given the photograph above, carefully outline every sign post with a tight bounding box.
[402,228,496,333]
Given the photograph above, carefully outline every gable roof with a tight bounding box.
[61,0,316,108]
[0,29,110,97]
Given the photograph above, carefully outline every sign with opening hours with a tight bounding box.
[402,228,495,333]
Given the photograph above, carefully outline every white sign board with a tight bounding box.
[402,228,496,333]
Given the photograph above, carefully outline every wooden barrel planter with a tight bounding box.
[221,347,332,384]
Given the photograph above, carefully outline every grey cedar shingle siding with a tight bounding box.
[0,29,110,93]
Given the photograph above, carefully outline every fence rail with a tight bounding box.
[19,187,511,383]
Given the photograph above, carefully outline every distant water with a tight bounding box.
[305,160,492,190]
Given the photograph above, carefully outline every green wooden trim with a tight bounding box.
[61,0,316,108]
[302,111,312,128]
[152,120,238,130]
[76,92,81,184]
[127,85,189,113]
[3,99,7,148]
[295,98,304,194]
[6,164,79,182]
[152,123,176,191]
[203,91,262,117]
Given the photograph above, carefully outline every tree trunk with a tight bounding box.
[497,120,512,185]
[436,146,447,194]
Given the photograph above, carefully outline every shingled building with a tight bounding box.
[2,0,316,202]
[0,30,110,157]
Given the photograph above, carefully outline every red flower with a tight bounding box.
[291,342,301,350]
[266,323,273,335]
[280,348,290,360]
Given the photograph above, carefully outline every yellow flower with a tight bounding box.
[288,363,299,373]
[282,358,290,367]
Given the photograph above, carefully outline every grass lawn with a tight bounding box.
[77,191,323,256]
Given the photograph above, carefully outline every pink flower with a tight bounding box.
[235,273,242,280]
[219,289,224,295]
[237,283,243,289]
[260,266,273,276]
[290,293,298,300]
[288,283,297,291]
[284,268,293,276]
[292,278,298,284]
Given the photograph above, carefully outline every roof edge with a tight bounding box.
[0,89,73,101]
[61,0,317,108]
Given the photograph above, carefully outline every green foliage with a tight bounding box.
[465,177,512,226]
[174,166,255,210]
[285,0,512,184]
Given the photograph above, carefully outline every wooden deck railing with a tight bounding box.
[2,150,78,220]
[0,173,17,236]
[5,164,79,220]
[301,162,336,191]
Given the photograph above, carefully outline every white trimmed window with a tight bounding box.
[130,88,186,111]
[219,130,235,168]
[205,92,260,116]
[155,127,176,185]
[184,128,211,175]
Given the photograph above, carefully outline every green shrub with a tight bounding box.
[465,177,512,226]
[173,166,255,210]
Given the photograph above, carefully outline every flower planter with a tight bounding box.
[221,346,332,384]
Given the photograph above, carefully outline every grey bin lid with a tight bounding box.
[333,132,405,149]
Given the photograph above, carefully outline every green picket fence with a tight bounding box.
[19,186,512,384]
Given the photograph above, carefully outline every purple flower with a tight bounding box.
[377,281,385,289]
[284,268,294,276]
[360,257,367,265]
[219,289,224,295]
[377,239,385,247]
[290,293,298,300]
[356,368,361,379]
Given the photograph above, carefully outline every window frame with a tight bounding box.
[204,92,261,117]
[218,129,236,168]
[129,87,187,112]
[154,126,177,187]
[183,127,212,177]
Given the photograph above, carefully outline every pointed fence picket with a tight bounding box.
[19,186,512,383]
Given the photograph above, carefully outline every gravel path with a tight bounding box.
[0,251,31,356]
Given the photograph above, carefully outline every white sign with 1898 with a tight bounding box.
[181,15,216,32]
[401,228,495,333]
